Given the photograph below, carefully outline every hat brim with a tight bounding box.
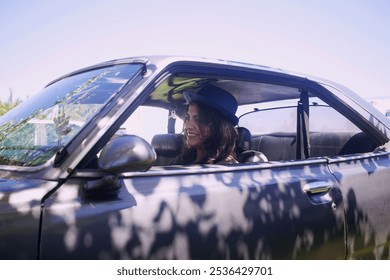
[184,91,239,126]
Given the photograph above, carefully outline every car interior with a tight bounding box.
[119,73,380,167]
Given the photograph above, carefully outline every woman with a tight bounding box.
[172,85,239,164]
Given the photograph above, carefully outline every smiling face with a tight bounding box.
[183,103,210,149]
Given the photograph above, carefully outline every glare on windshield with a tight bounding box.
[0,64,143,166]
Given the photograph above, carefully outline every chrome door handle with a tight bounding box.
[303,181,333,194]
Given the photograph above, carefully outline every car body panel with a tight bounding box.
[328,150,390,259]
[0,179,58,259]
[40,161,345,259]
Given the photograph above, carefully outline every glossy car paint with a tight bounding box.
[40,160,345,259]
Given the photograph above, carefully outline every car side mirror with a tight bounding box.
[83,135,156,197]
[98,134,156,173]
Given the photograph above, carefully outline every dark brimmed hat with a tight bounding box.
[183,85,239,126]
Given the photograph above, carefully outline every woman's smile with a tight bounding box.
[184,103,207,148]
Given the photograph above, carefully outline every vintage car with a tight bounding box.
[0,56,389,260]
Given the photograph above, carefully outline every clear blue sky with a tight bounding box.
[1,0,389,101]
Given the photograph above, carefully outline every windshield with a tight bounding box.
[0,64,143,166]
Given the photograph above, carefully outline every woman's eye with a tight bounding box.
[184,115,200,123]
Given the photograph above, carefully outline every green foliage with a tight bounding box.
[0,89,22,116]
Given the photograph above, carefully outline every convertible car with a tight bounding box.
[0,56,389,259]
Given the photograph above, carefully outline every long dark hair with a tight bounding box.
[181,101,238,164]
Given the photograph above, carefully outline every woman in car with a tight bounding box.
[171,85,239,165]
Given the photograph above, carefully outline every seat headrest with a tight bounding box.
[236,127,252,151]
[151,134,183,157]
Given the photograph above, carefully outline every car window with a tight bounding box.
[237,95,368,161]
[238,97,360,135]
[0,64,143,166]
[111,78,376,166]
[120,106,183,143]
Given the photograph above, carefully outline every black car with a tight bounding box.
[1,56,389,259]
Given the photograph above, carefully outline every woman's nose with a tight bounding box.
[184,119,194,128]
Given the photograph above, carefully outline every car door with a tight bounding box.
[39,156,345,259]
[304,91,390,259]
[328,151,390,259]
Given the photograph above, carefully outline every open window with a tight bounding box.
[90,72,380,169]
[238,95,373,161]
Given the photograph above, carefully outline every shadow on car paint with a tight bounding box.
[32,157,390,260]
